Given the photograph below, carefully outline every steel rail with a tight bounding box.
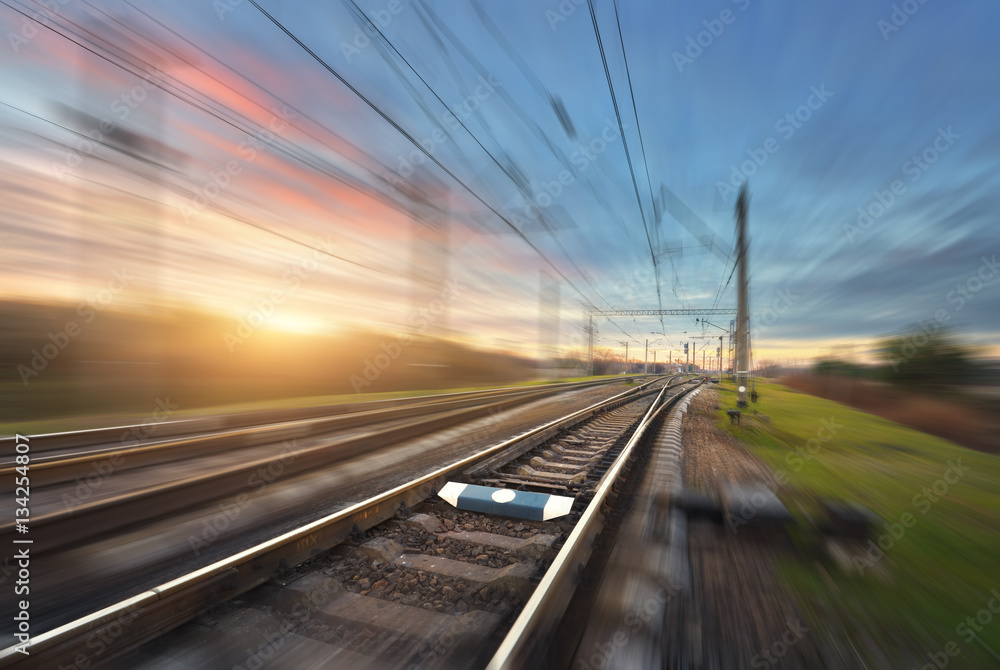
[0,377,671,668]
[0,378,631,491]
[0,375,645,455]
[0,380,650,549]
[485,380,702,669]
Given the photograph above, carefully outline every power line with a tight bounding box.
[247,1,587,298]
[3,0,409,220]
[415,1,636,244]
[246,0,649,346]
[610,0,684,334]
[586,0,663,316]
[342,0,641,342]
[711,229,738,310]
[0,1,441,281]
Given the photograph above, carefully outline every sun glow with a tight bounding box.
[266,313,328,334]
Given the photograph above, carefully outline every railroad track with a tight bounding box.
[0,376,642,475]
[0,376,647,640]
[0,376,696,669]
[0,377,647,551]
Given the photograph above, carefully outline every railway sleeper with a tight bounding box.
[128,606,380,669]
[266,574,505,668]
[527,456,594,471]
[356,529,557,563]
[476,475,576,494]
[343,536,539,600]
[540,446,596,458]
[513,464,587,484]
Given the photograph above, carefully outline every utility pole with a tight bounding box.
[644,339,648,374]
[539,271,559,379]
[587,313,594,375]
[685,342,689,374]
[735,182,750,407]
[619,341,629,375]
[728,319,735,380]
[653,350,657,374]
[718,336,723,378]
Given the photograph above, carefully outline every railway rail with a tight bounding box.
[0,376,648,638]
[0,376,643,467]
[0,378,651,550]
[0,375,697,668]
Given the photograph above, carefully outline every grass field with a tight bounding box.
[713,379,1000,667]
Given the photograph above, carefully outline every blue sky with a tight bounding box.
[1,0,998,363]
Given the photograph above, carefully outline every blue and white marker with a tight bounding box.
[438,482,573,521]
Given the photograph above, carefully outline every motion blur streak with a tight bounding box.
[2,2,1000,669]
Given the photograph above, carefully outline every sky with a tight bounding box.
[1,0,998,367]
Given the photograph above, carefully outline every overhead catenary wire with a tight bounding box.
[1,0,640,350]
[711,234,738,311]
[6,0,702,349]
[247,1,595,303]
[343,0,642,343]
[1,0,426,265]
[586,0,665,316]
[466,0,635,243]
[247,0,652,344]
[610,0,686,335]
[6,0,559,294]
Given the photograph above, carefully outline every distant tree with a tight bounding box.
[812,358,860,376]
[591,347,623,375]
[756,359,782,378]
[878,326,977,387]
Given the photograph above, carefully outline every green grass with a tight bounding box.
[0,374,629,436]
[713,380,1000,666]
